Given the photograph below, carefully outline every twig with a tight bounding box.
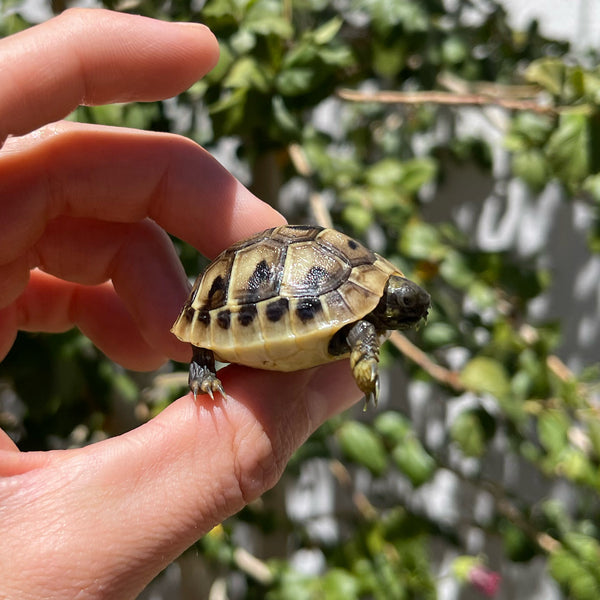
[482,481,562,554]
[208,578,228,600]
[233,547,274,585]
[330,459,378,520]
[337,87,563,115]
[288,143,312,177]
[310,193,333,228]
[389,331,463,391]
[437,71,541,99]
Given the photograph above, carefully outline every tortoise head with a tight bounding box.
[370,275,431,330]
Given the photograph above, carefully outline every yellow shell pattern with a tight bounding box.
[171,225,401,371]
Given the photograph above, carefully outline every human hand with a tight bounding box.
[0,9,361,599]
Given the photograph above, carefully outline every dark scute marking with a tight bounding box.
[296,297,323,323]
[347,239,358,250]
[238,304,258,326]
[242,259,280,303]
[248,259,272,287]
[196,310,211,326]
[217,309,231,329]
[206,275,228,310]
[302,265,330,295]
[266,297,289,322]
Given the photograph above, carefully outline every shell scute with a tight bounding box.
[280,242,349,298]
[270,224,322,244]
[229,240,285,304]
[192,252,234,311]
[316,228,376,267]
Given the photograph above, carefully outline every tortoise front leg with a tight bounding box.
[346,320,381,408]
[189,346,225,401]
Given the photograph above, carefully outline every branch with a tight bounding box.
[389,331,463,391]
[337,87,563,115]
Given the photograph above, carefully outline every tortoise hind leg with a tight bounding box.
[189,346,225,401]
[346,320,381,409]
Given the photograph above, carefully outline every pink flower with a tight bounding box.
[468,564,501,597]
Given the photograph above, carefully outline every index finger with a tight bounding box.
[0,8,220,140]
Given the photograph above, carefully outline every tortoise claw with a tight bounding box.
[200,376,225,401]
[189,351,226,401]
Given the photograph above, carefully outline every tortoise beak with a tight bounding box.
[390,278,431,329]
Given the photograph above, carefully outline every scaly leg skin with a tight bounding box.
[346,320,381,409]
[189,346,225,401]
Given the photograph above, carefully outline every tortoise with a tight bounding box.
[171,225,430,407]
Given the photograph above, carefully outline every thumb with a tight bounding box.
[0,360,360,599]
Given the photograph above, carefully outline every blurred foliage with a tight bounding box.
[2,0,600,598]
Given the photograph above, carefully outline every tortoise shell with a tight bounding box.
[171,225,402,371]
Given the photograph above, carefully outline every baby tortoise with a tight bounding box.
[171,225,430,407]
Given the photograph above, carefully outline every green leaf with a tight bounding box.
[460,357,511,399]
[564,532,600,564]
[546,112,589,185]
[583,173,600,203]
[586,419,600,459]
[537,409,569,455]
[505,112,555,150]
[363,0,428,35]
[512,149,550,192]
[373,411,412,446]
[245,0,293,38]
[421,322,458,347]
[317,569,360,599]
[312,16,343,45]
[450,408,496,457]
[549,545,600,600]
[571,573,600,600]
[392,436,436,486]
[223,56,271,92]
[399,221,447,261]
[276,67,316,96]
[366,158,406,187]
[209,88,248,133]
[230,28,257,54]
[342,205,374,233]
[441,36,468,65]
[271,95,300,137]
[525,58,566,95]
[399,158,438,194]
[439,250,475,289]
[336,421,388,476]
[202,0,241,21]
[372,38,407,78]
[557,448,596,486]
[500,521,537,562]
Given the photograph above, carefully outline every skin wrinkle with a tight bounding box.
[63,13,96,107]
[145,143,173,232]
[232,415,276,506]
